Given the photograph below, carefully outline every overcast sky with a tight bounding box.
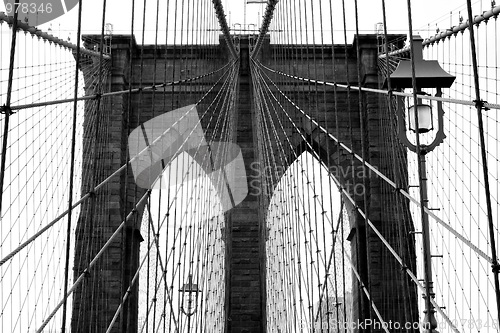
[1,0,487,44]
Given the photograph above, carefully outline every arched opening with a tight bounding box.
[265,151,353,331]
[137,151,226,332]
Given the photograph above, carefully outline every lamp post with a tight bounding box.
[179,274,202,329]
[390,35,456,333]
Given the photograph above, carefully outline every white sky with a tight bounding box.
[1,0,486,44]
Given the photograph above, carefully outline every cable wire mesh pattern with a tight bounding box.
[1,0,500,332]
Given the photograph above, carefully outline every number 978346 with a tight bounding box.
[5,2,53,14]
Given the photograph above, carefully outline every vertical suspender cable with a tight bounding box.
[124,0,149,329]
[300,0,315,323]
[62,0,84,331]
[121,0,136,329]
[406,0,439,331]
[162,2,171,330]
[353,1,376,327]
[465,0,500,323]
[306,1,326,324]
[326,0,345,325]
[0,0,19,225]
[380,0,414,325]
[150,0,161,329]
[315,0,332,328]
[178,3,187,329]
[340,0,368,323]
[169,1,179,329]
[80,0,109,328]
[171,0,180,327]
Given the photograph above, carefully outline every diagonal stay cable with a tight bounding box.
[35,190,150,333]
[211,0,238,59]
[255,60,500,111]
[251,64,337,270]
[0,61,237,267]
[128,64,237,288]
[342,188,460,333]
[254,67,459,329]
[5,61,234,112]
[314,200,344,323]
[251,0,279,57]
[252,58,492,264]
[253,62,348,323]
[344,251,390,333]
[254,60,390,328]
[38,61,238,332]
[139,201,180,333]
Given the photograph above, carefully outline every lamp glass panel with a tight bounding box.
[408,104,432,133]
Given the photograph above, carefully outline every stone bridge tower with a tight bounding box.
[72,33,417,332]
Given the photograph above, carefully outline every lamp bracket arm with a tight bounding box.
[396,94,418,153]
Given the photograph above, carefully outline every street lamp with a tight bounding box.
[179,274,202,322]
[390,35,456,333]
[391,35,455,152]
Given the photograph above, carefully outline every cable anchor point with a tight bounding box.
[0,105,13,115]
[474,99,490,111]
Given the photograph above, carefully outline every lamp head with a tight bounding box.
[390,35,456,89]
[408,104,433,133]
